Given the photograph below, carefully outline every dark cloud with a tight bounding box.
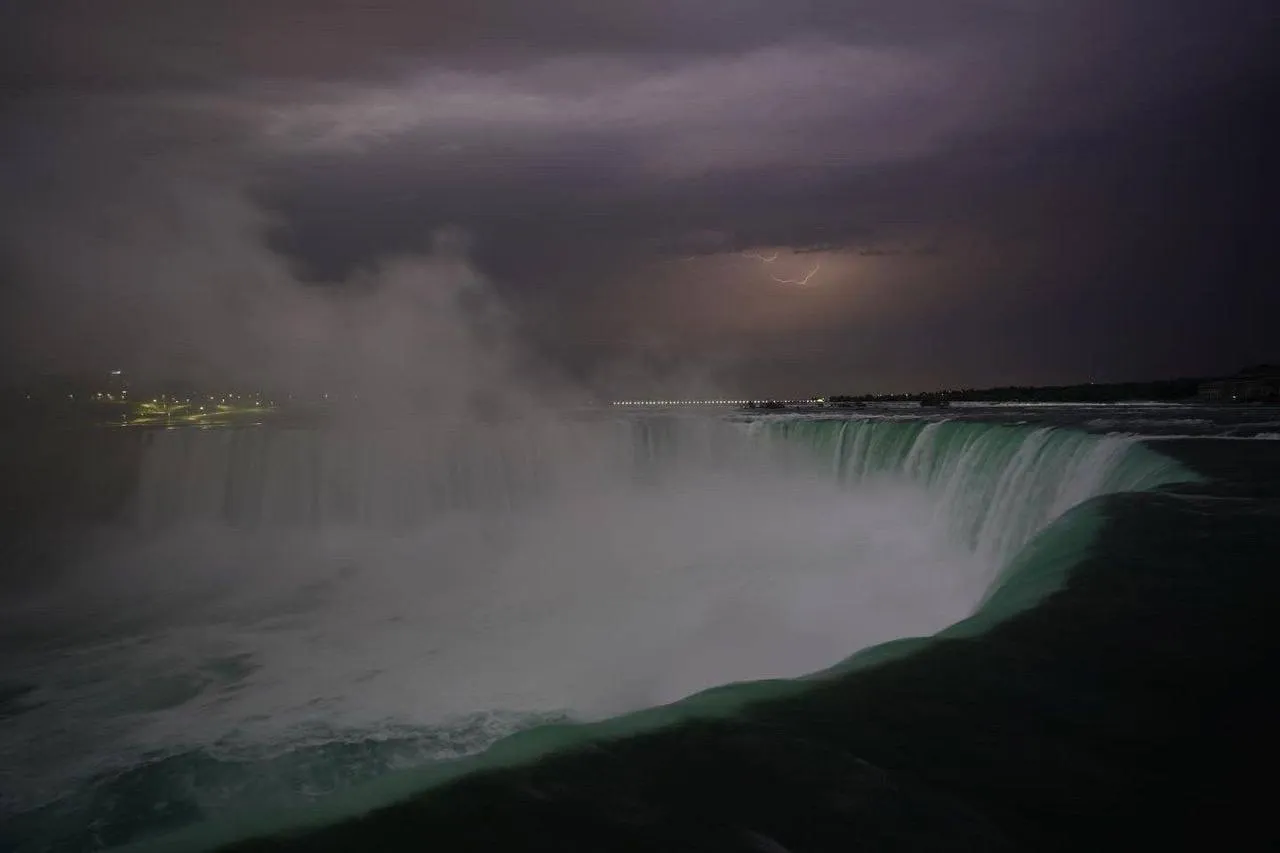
[1,1,1277,395]
[0,2,1069,89]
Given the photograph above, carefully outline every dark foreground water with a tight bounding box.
[2,406,1278,852]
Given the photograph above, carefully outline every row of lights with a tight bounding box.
[611,399,823,406]
[142,395,272,405]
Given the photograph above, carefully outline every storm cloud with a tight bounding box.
[1,1,1276,395]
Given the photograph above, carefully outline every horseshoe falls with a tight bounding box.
[1,408,1277,852]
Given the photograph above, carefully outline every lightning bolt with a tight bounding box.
[771,261,821,286]
[740,247,821,286]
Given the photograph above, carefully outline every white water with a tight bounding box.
[0,415,1187,820]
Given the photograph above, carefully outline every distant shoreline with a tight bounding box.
[827,365,1279,406]
[826,377,1205,406]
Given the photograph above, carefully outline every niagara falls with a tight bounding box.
[2,2,1278,851]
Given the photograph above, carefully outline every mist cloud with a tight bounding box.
[0,96,567,415]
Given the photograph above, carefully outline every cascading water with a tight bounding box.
[756,417,1187,565]
[0,414,1194,852]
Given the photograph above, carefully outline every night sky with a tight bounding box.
[1,1,1277,397]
